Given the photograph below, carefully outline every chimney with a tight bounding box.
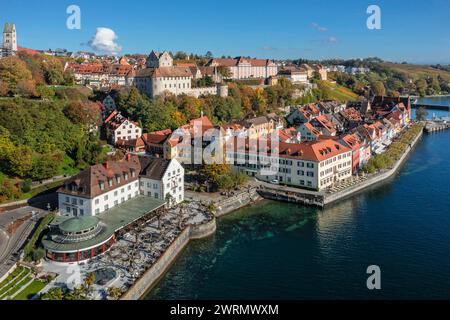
[126,153,132,161]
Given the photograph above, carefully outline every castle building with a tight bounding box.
[133,50,227,99]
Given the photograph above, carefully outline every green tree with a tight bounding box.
[415,107,428,121]
[9,145,33,178]
[41,287,65,300]
[107,287,124,300]
[371,81,386,96]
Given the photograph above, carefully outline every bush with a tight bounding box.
[21,178,32,193]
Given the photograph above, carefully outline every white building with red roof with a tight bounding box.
[104,110,142,145]
[206,56,278,80]
[225,138,352,190]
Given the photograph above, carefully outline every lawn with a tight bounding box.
[0,273,32,300]
[13,279,47,300]
[0,267,30,296]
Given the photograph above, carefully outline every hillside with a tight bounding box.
[382,62,450,83]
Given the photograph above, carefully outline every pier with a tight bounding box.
[424,120,450,133]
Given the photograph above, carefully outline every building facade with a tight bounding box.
[206,57,279,80]
[226,138,353,190]
[1,22,17,57]
[57,154,184,217]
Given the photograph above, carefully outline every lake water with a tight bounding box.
[146,112,450,300]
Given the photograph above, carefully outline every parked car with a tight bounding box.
[270,179,280,185]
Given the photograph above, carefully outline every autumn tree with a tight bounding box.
[0,80,8,96]
[0,56,35,94]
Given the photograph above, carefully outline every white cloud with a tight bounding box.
[326,36,338,44]
[311,22,328,32]
[88,27,122,55]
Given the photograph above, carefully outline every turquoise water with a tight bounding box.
[146,119,450,300]
[413,96,450,119]
[415,95,450,107]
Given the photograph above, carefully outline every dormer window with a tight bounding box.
[116,175,121,184]
[108,178,113,187]
[131,169,136,178]
[124,173,129,180]
[99,181,105,190]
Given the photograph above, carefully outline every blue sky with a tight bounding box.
[2,0,450,63]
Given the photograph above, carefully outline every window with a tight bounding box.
[108,179,113,187]
[114,200,118,206]
[65,196,70,203]
[66,207,71,213]
[95,209,100,214]
[114,191,118,196]
[104,195,109,201]
[79,209,84,216]
[95,199,99,205]
[154,193,159,199]
[79,199,84,205]
[104,204,109,211]
[71,198,77,205]
[99,182,105,190]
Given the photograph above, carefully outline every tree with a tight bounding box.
[107,287,124,300]
[205,51,213,59]
[217,66,231,78]
[17,79,38,97]
[0,80,8,96]
[415,107,428,121]
[9,145,33,178]
[84,272,96,293]
[371,81,386,96]
[415,79,428,96]
[37,85,55,100]
[41,287,65,300]
[0,56,34,93]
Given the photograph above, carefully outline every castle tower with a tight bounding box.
[3,23,17,52]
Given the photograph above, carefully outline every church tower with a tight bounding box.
[3,23,17,52]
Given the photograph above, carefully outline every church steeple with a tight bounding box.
[3,22,17,52]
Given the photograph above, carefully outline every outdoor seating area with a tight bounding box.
[40,200,213,299]
[326,175,370,193]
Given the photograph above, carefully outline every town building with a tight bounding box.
[277,67,308,84]
[104,110,142,145]
[57,154,184,218]
[286,103,322,125]
[133,50,225,99]
[206,57,278,80]
[226,138,352,190]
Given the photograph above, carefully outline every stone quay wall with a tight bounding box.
[120,218,217,300]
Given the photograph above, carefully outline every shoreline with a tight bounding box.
[122,126,424,300]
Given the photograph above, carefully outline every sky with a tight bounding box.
[2,0,450,64]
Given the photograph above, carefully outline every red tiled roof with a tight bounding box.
[226,137,350,162]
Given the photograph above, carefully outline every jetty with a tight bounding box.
[424,119,450,133]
